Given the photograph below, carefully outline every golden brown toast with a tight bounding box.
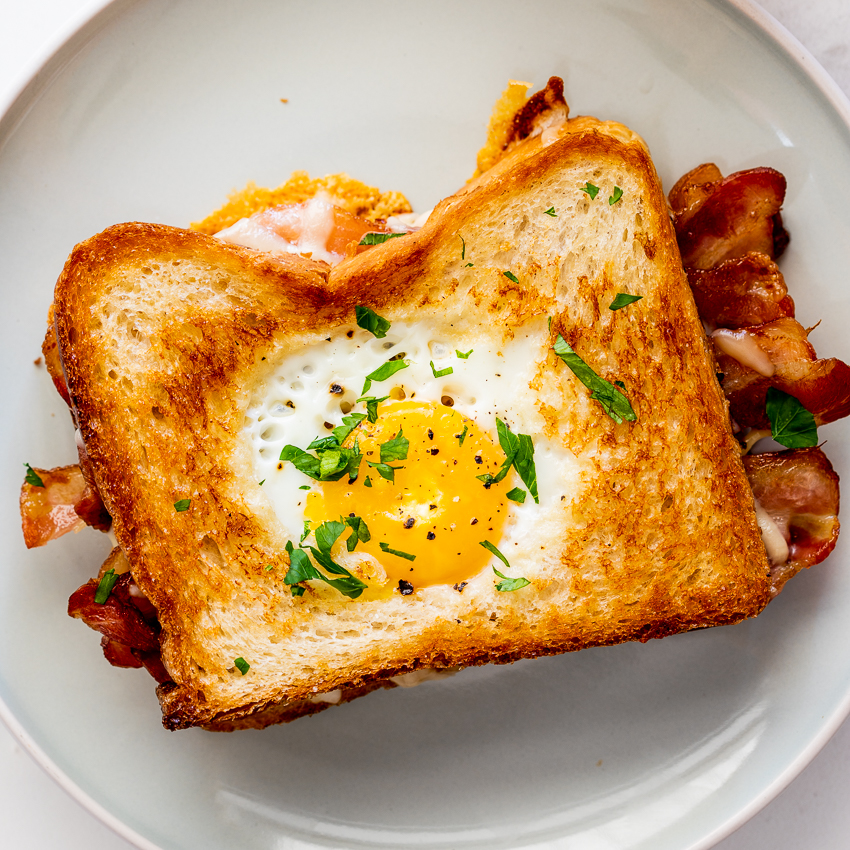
[53,115,770,730]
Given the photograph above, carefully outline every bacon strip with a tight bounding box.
[20,462,111,547]
[713,317,850,428]
[68,552,171,684]
[41,303,72,407]
[744,448,840,596]
[670,165,788,269]
[20,465,87,548]
[687,252,795,329]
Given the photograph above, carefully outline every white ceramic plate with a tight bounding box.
[2,1,850,848]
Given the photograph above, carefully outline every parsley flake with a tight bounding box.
[580,182,600,199]
[355,305,391,339]
[364,476,373,487]
[479,541,530,591]
[456,349,473,359]
[234,657,250,675]
[476,418,539,503]
[544,206,557,217]
[380,428,409,462]
[379,541,416,561]
[506,487,527,504]
[362,358,409,394]
[298,485,311,490]
[366,460,403,483]
[430,360,454,378]
[358,394,389,424]
[503,270,520,284]
[358,232,405,246]
[284,537,368,599]
[766,387,818,448]
[609,293,643,311]
[23,463,44,488]
[459,234,466,260]
[94,568,119,604]
[553,335,636,424]
[456,423,469,446]
[174,499,191,512]
[345,515,371,552]
[609,186,624,205]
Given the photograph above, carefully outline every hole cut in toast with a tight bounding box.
[54,114,770,730]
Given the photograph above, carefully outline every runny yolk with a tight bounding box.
[304,400,511,589]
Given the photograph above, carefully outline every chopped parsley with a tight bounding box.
[580,182,600,199]
[280,420,364,483]
[459,234,467,260]
[609,293,642,311]
[284,522,368,599]
[366,460,403,483]
[362,358,409,394]
[380,428,409,462]
[480,541,530,591]
[345,515,371,551]
[94,568,119,604]
[766,387,818,448]
[359,232,406,246]
[23,463,44,488]
[506,487,527,504]
[300,520,311,544]
[430,360,454,378]
[476,418,539,504]
[355,305,391,339]
[456,423,469,446]
[174,499,191,512]
[358,394,389,424]
[608,186,624,205]
[234,657,250,675]
[259,479,266,486]
[544,206,557,217]
[379,541,416,561]
[553,334,636,425]
[503,270,520,284]
[364,476,373,488]
[264,564,274,571]
[298,485,311,490]
[456,349,473,359]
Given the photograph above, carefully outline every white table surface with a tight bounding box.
[2,1,849,848]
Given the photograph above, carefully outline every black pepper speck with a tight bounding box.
[398,580,414,596]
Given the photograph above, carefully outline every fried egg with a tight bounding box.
[244,317,582,593]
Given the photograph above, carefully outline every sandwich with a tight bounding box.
[22,78,841,730]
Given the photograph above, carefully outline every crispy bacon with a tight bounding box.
[20,462,110,547]
[713,317,850,428]
[670,164,788,270]
[68,564,171,683]
[20,464,87,548]
[41,303,71,407]
[687,252,795,329]
[68,573,159,653]
[75,438,111,531]
[744,448,840,595]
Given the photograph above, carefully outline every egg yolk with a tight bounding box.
[304,400,511,589]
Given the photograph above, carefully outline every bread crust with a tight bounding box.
[54,118,770,730]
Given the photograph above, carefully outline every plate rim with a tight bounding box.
[2,1,850,849]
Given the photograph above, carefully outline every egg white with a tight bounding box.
[243,318,582,575]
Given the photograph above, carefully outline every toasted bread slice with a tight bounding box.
[53,115,770,730]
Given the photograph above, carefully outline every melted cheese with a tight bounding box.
[712,329,775,377]
[753,499,789,565]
